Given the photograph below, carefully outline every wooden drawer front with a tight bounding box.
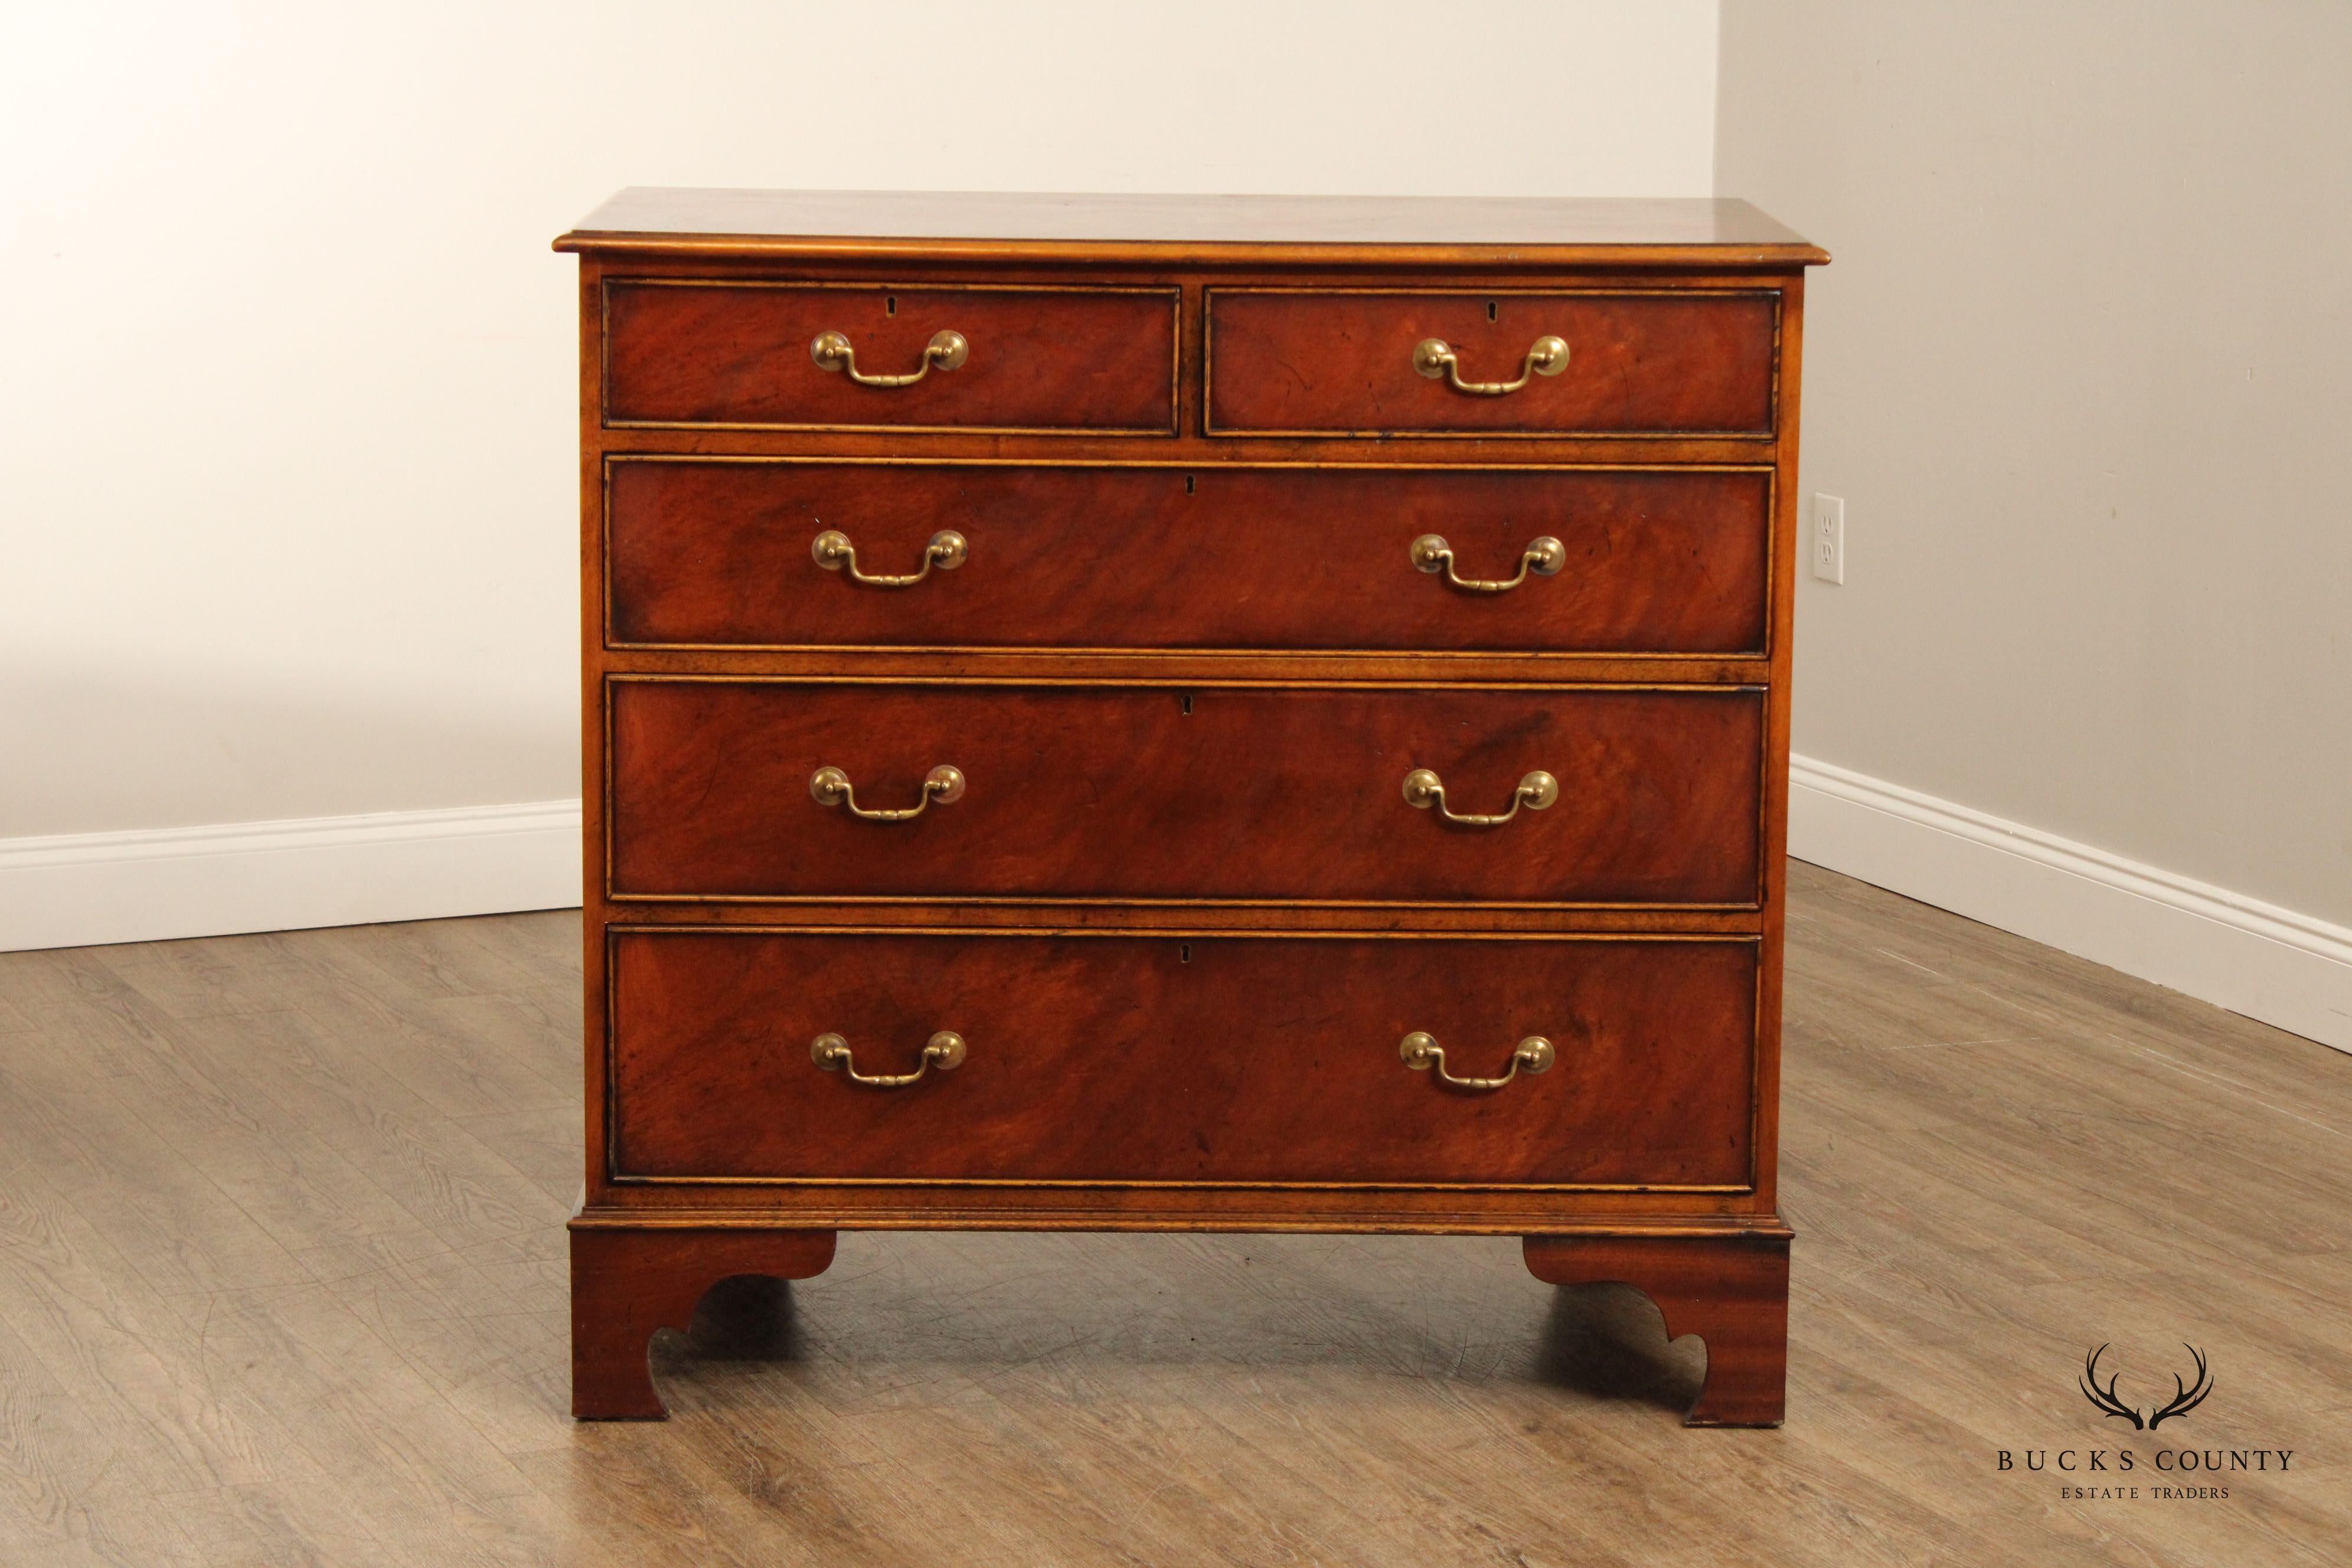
[607,680,1763,905]
[602,282,1178,432]
[609,930,1758,1187]
[1207,290,1777,436]
[607,460,1771,655]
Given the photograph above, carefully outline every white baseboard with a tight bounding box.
[1789,754,2352,1054]
[9,769,2347,1057]
[0,800,582,953]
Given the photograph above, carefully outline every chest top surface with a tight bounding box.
[555,188,1825,267]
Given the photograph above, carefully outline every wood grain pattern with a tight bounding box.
[1524,1230,1790,1425]
[605,460,1772,655]
[1207,289,1778,436]
[572,195,1818,1442]
[554,189,1830,267]
[605,680,1765,904]
[571,1226,835,1419]
[603,282,1177,432]
[606,930,1759,1187]
[4,879,2347,1562]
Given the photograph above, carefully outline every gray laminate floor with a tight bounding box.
[0,861,2345,1565]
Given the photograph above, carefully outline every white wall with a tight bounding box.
[0,2,1717,858]
[1718,0,2352,927]
[9,2,2344,1054]
[1719,1,2352,1047]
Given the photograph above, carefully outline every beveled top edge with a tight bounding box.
[554,188,1826,264]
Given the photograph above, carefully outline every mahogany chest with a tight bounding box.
[556,190,1826,1426]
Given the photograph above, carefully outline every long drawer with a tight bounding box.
[606,460,1772,655]
[606,680,1765,905]
[1207,289,1779,436]
[608,929,1759,1187]
[602,281,1178,432]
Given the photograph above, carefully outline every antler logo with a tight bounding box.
[2080,1343,2213,1429]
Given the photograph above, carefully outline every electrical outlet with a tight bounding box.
[1811,494,1845,584]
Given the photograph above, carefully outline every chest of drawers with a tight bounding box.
[557,190,1825,1427]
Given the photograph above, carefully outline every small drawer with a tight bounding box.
[608,929,1759,1188]
[1206,289,1778,437]
[602,281,1178,432]
[605,459,1772,655]
[606,679,1764,906]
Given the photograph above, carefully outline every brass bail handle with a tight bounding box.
[1412,334,1569,396]
[1399,1032,1556,1091]
[812,527,968,587]
[809,328,969,387]
[809,764,966,822]
[1402,767,1559,827]
[1409,533,1566,593]
[811,1031,968,1087]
